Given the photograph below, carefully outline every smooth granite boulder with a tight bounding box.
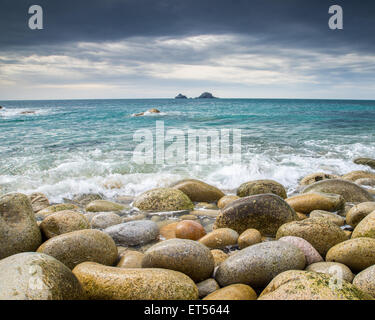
[0,193,42,259]
[0,252,84,300]
[37,229,118,269]
[302,179,373,203]
[214,194,298,236]
[73,262,198,300]
[142,239,214,282]
[104,220,159,246]
[259,270,372,300]
[215,241,306,288]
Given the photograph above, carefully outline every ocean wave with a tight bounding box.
[0,147,372,203]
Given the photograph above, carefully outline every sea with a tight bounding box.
[0,98,374,203]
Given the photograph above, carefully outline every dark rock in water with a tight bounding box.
[354,158,375,169]
[175,93,188,99]
[21,111,36,114]
[197,92,217,99]
[0,106,3,110]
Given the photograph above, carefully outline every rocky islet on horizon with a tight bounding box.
[1,160,375,300]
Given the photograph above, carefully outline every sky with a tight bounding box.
[0,0,374,100]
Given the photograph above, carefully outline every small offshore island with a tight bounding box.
[175,92,218,99]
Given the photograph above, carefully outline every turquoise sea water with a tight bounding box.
[0,99,374,202]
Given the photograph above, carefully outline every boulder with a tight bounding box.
[159,221,179,240]
[85,200,125,212]
[346,202,375,227]
[278,236,323,265]
[117,251,144,268]
[326,238,375,272]
[215,241,306,288]
[276,217,348,256]
[0,193,42,259]
[355,178,375,187]
[73,262,198,300]
[214,194,298,236]
[211,249,228,267]
[302,179,373,203]
[309,210,345,226]
[172,179,224,202]
[299,172,339,186]
[259,270,372,300]
[354,158,375,169]
[0,252,84,300]
[342,170,375,182]
[237,229,262,249]
[352,212,375,239]
[198,228,239,249]
[37,229,118,269]
[133,188,194,211]
[353,265,375,298]
[306,262,354,283]
[203,284,257,300]
[197,279,220,298]
[104,220,159,246]
[28,192,50,213]
[175,220,206,240]
[286,192,344,214]
[90,212,122,229]
[70,193,103,207]
[40,210,90,239]
[217,195,240,209]
[36,203,80,219]
[237,180,287,199]
[142,239,214,282]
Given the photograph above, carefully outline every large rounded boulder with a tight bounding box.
[172,179,224,202]
[346,202,375,227]
[259,270,373,300]
[28,192,50,213]
[214,194,298,236]
[104,220,159,246]
[276,217,348,256]
[37,229,118,269]
[85,200,125,212]
[302,179,373,203]
[0,252,84,300]
[133,188,194,211]
[299,172,339,186]
[306,262,354,283]
[142,239,214,282]
[286,192,344,214]
[0,193,42,259]
[237,180,287,199]
[326,238,375,272]
[215,241,306,288]
[353,265,375,298]
[342,170,375,182]
[40,210,90,239]
[352,212,375,239]
[73,262,198,300]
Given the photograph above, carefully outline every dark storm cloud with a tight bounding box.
[0,0,374,53]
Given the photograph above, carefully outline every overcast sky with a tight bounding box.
[0,0,374,100]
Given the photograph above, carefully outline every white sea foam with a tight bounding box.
[1,143,373,203]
